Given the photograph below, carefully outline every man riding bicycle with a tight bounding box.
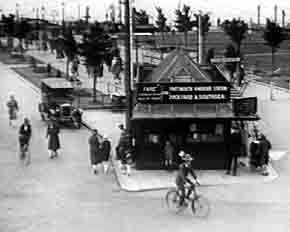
[175,151,200,207]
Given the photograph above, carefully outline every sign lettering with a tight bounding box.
[136,82,231,104]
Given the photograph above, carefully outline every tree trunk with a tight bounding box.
[184,31,188,47]
[66,58,70,80]
[271,47,275,74]
[93,72,97,103]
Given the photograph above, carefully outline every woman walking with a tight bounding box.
[18,118,32,165]
[88,129,101,174]
[7,94,19,127]
[163,140,174,169]
[46,120,60,159]
[100,135,111,174]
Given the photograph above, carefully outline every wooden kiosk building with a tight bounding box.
[131,49,259,170]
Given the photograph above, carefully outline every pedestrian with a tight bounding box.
[88,129,101,174]
[100,134,111,174]
[257,133,272,175]
[6,94,19,127]
[163,140,174,169]
[226,124,243,176]
[46,120,60,159]
[18,117,32,165]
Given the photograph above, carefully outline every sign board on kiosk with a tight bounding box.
[233,97,257,116]
[136,82,231,104]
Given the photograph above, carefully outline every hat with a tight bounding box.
[178,150,185,158]
[183,154,194,162]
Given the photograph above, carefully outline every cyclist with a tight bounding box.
[175,151,200,207]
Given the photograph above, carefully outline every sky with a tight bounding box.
[1,0,290,25]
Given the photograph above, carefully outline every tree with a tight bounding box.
[14,18,31,53]
[80,22,114,102]
[155,7,169,41]
[134,9,149,25]
[263,18,286,73]
[224,44,238,80]
[62,26,78,80]
[2,14,16,50]
[221,18,248,57]
[174,4,196,47]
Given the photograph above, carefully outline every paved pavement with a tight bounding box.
[26,49,125,96]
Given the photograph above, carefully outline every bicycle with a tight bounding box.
[165,183,210,217]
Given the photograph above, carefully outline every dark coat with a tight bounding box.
[100,140,111,161]
[47,124,60,151]
[88,134,101,164]
[257,138,271,165]
[229,130,243,155]
[19,124,32,146]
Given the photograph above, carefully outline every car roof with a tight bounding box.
[41,78,73,89]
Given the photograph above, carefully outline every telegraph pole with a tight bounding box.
[124,0,132,133]
[274,5,277,23]
[257,5,261,25]
[282,10,285,27]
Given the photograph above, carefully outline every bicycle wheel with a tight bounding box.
[165,189,186,214]
[191,195,210,217]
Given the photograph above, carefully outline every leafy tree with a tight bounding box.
[2,14,16,50]
[63,26,78,80]
[224,44,238,80]
[14,18,31,53]
[155,7,169,41]
[174,4,196,47]
[263,18,286,73]
[79,22,114,102]
[134,9,149,25]
[221,18,248,57]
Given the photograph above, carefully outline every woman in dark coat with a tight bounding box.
[100,135,111,174]
[46,120,60,159]
[88,129,101,174]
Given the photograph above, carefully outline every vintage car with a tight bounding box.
[38,78,82,128]
[111,91,126,110]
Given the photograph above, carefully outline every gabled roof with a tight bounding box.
[144,49,211,83]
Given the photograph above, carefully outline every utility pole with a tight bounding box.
[124,0,132,134]
[85,6,90,24]
[118,0,122,24]
[282,10,285,27]
[274,5,277,23]
[61,2,65,24]
[198,13,203,65]
[41,6,45,20]
[78,4,80,21]
[16,3,20,21]
[257,5,260,25]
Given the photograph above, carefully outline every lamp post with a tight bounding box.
[124,0,132,133]
[16,3,20,21]
[61,2,65,24]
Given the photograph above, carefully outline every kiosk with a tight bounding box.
[131,49,259,170]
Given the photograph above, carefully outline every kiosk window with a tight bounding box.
[147,133,160,144]
[186,123,224,143]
